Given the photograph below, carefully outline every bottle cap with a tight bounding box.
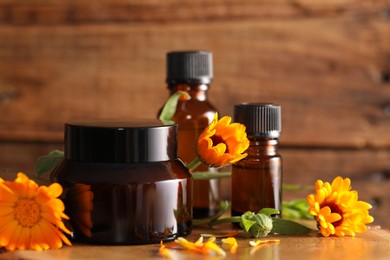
[166,51,213,84]
[64,119,177,163]
[234,103,282,138]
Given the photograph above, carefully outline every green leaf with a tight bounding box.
[191,171,231,180]
[159,91,190,121]
[281,207,303,219]
[282,199,313,220]
[271,218,312,235]
[259,208,280,216]
[34,150,64,177]
[241,212,257,232]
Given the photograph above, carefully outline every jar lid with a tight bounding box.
[166,50,213,84]
[234,103,282,138]
[64,119,178,163]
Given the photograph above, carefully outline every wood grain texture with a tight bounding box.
[0,0,384,25]
[1,227,389,259]
[0,0,389,147]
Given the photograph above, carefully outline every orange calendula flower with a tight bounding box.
[196,113,250,167]
[306,176,374,237]
[0,173,72,251]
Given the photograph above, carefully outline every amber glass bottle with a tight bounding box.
[231,103,282,217]
[160,51,219,218]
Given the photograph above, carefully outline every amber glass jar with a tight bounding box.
[231,103,282,217]
[160,51,219,218]
[51,119,192,245]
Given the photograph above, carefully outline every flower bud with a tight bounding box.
[240,211,273,238]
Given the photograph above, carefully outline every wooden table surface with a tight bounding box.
[1,225,389,260]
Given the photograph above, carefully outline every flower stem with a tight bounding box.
[193,201,230,226]
[191,171,231,180]
[209,216,242,227]
[188,157,202,172]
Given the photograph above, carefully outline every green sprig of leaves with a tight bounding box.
[208,208,312,238]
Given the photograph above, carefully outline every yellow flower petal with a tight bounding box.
[48,183,63,198]
[249,239,280,247]
[159,241,173,258]
[175,237,204,253]
[0,183,18,203]
[0,219,18,247]
[355,201,372,210]
[204,238,226,256]
[0,206,15,217]
[0,214,13,229]
[30,224,49,251]
[174,236,226,256]
[222,237,238,254]
[39,219,63,249]
[6,222,22,251]
[17,227,30,250]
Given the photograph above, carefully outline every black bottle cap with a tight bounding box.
[64,119,177,163]
[166,51,213,84]
[234,103,282,138]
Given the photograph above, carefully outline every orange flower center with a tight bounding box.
[211,135,229,153]
[323,202,344,227]
[14,199,41,227]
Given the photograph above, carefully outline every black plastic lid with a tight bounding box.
[234,103,282,138]
[166,51,213,85]
[64,119,178,163]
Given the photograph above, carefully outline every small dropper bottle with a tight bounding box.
[160,51,219,218]
[231,103,282,217]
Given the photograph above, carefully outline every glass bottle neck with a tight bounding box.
[168,83,209,101]
[247,137,279,156]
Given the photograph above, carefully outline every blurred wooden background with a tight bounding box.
[0,0,389,227]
